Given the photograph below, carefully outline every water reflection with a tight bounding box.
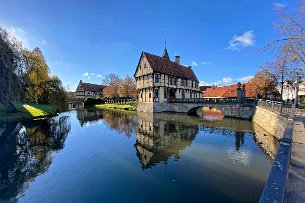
[0,109,280,203]
[77,109,137,137]
[0,114,71,202]
[135,112,199,169]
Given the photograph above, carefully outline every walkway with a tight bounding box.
[285,112,305,203]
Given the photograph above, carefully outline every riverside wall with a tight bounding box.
[252,106,288,139]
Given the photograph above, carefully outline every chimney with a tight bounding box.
[175,56,180,64]
[80,80,82,83]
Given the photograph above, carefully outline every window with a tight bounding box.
[140,93,142,98]
[185,80,188,87]
[140,65,142,69]
[169,77,176,85]
[154,89,159,99]
[181,79,185,86]
[154,74,160,83]
[164,89,167,98]
[149,93,151,98]
[144,63,147,68]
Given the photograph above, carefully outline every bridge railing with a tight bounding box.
[257,99,295,117]
[168,98,255,104]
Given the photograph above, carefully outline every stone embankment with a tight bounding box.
[252,106,288,139]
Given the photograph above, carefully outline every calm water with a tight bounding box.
[0,109,279,203]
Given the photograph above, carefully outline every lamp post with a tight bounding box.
[294,72,301,108]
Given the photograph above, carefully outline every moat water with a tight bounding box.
[0,109,279,203]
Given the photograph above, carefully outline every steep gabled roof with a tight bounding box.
[77,82,106,92]
[142,52,199,82]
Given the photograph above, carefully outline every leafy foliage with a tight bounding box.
[250,69,278,98]
[0,27,68,112]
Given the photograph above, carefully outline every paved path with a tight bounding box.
[285,112,305,203]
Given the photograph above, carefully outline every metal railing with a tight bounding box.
[257,99,295,117]
[259,119,294,203]
[168,98,256,105]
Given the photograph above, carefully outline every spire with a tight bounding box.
[162,38,170,60]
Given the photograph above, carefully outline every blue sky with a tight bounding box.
[0,0,290,90]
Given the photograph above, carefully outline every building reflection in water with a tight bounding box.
[135,112,199,169]
[0,114,71,202]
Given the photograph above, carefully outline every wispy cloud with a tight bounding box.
[199,81,211,86]
[273,2,286,10]
[201,61,211,65]
[226,31,255,51]
[222,77,233,83]
[238,75,254,83]
[5,26,47,49]
[191,61,198,66]
[199,75,254,87]
[83,72,89,77]
[82,72,103,79]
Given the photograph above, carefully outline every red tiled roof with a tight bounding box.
[203,83,258,98]
[142,52,199,82]
[203,86,231,98]
[78,82,106,92]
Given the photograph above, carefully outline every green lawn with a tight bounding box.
[13,102,56,117]
[0,102,56,122]
[95,103,137,111]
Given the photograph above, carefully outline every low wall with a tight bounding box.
[252,106,288,139]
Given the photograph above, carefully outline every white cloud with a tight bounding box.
[96,74,102,78]
[238,75,254,83]
[83,72,89,77]
[191,61,198,66]
[5,26,47,49]
[274,2,286,10]
[227,31,255,51]
[199,81,211,86]
[222,77,233,83]
[201,75,253,87]
[201,61,211,65]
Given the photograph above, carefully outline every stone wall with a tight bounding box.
[137,102,255,119]
[252,106,288,139]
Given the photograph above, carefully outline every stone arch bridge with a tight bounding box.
[141,98,256,119]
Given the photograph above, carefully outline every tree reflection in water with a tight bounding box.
[77,109,138,137]
[0,114,71,202]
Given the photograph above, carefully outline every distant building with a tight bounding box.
[277,81,295,101]
[134,47,202,112]
[199,86,212,95]
[203,83,257,99]
[74,80,106,100]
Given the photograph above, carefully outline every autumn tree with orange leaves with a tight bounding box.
[250,69,278,98]
[118,76,137,98]
[102,74,136,99]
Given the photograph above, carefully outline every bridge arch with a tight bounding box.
[187,105,225,118]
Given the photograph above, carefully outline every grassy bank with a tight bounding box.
[0,102,56,122]
[95,103,137,111]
